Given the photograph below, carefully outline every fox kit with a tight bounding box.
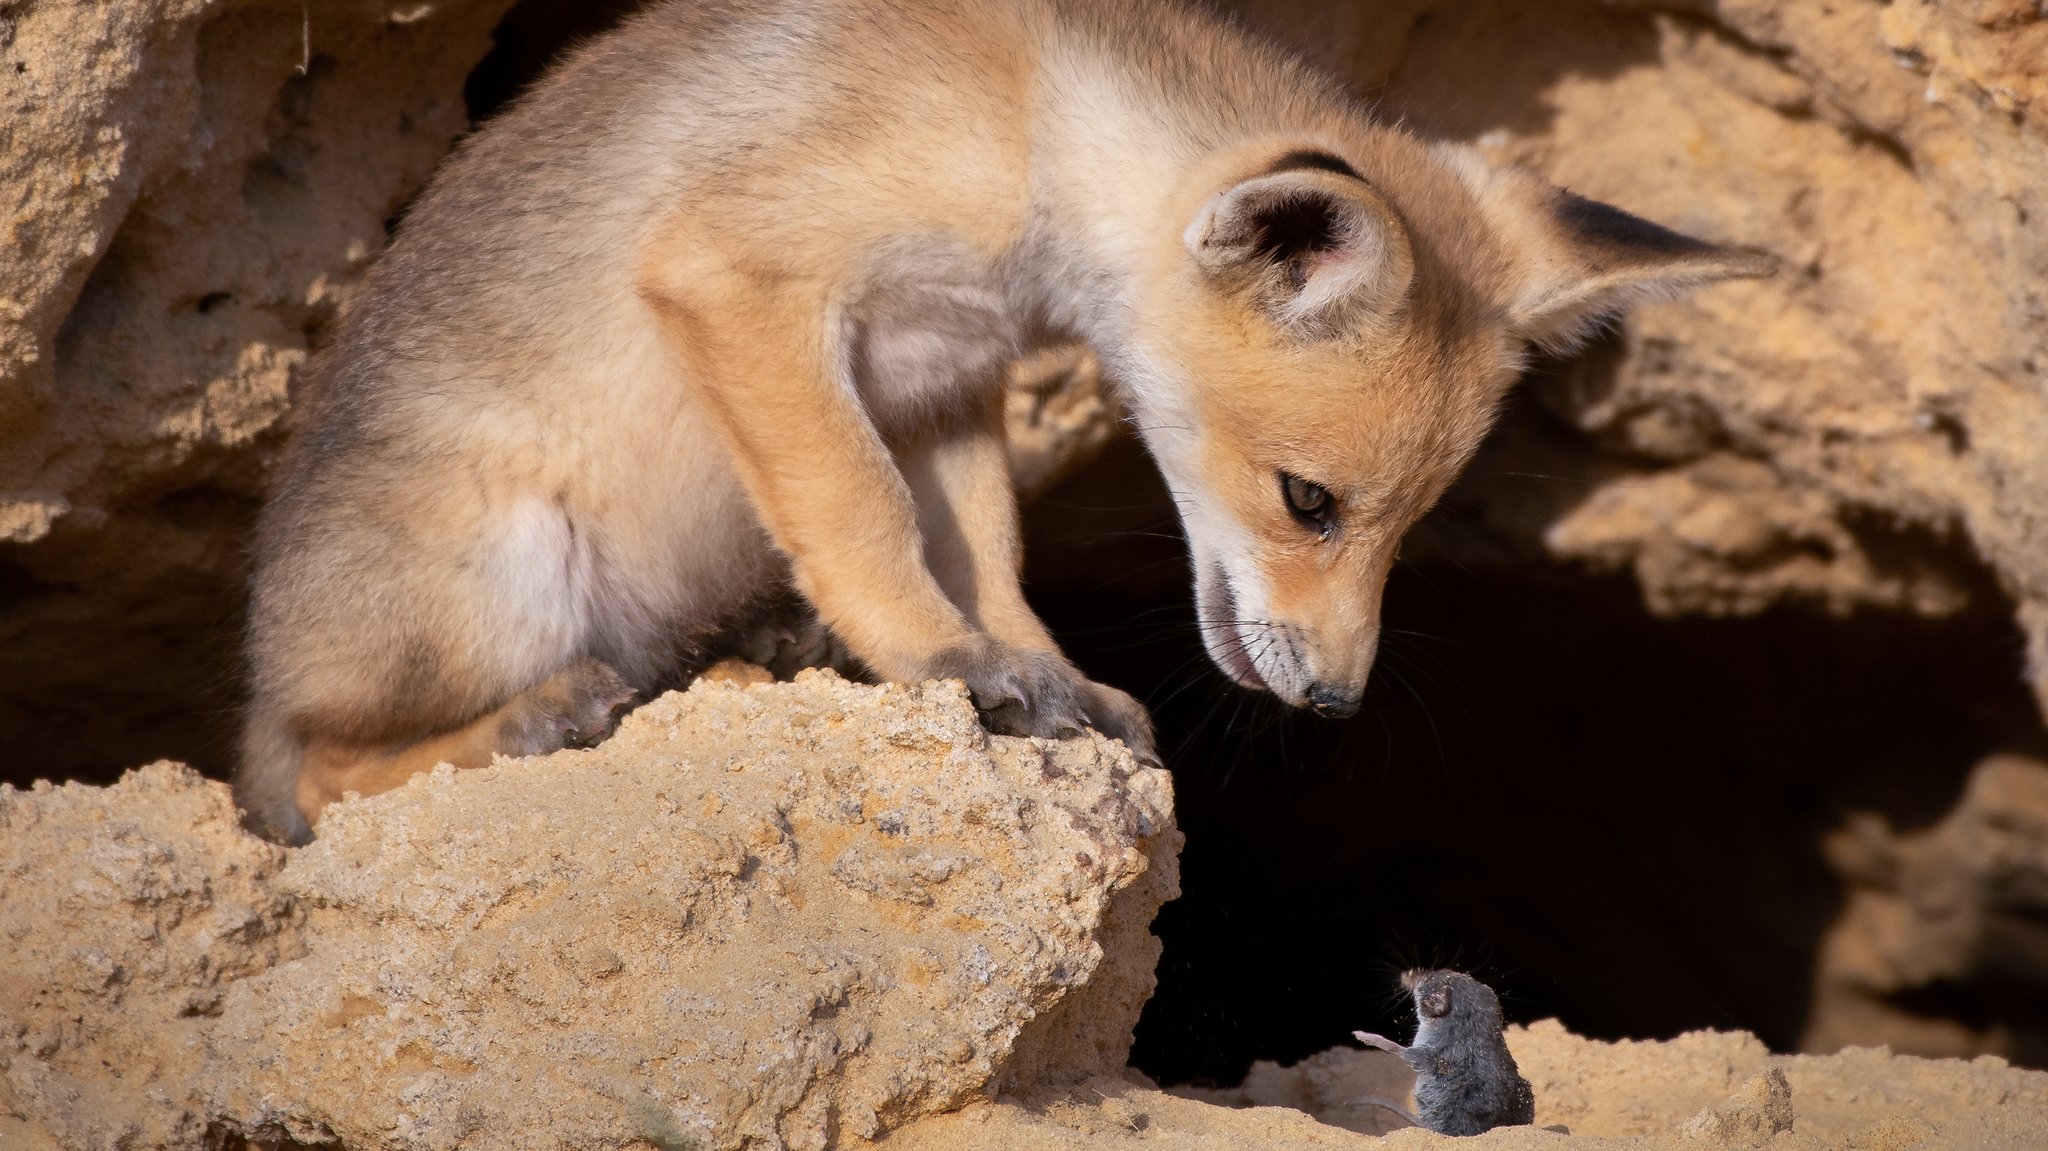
[239,0,1769,842]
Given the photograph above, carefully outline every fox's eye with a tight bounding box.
[1279,472,1333,532]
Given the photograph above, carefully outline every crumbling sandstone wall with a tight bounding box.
[1811,751,2048,1064]
[1,0,511,542]
[0,0,519,778]
[0,673,1179,1150]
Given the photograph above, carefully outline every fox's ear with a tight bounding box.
[1439,147,1776,352]
[1185,162,1414,331]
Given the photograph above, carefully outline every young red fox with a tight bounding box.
[239,0,1770,842]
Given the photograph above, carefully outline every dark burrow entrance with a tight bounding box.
[1019,401,2046,1083]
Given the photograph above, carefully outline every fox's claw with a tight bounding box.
[1078,680,1158,766]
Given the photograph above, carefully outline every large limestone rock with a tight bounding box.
[0,673,1179,1150]
[0,0,512,542]
[10,672,2048,1151]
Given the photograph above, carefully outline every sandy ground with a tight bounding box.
[882,1022,2048,1149]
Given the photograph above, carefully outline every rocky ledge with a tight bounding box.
[0,672,1177,1150]
[6,671,2047,1150]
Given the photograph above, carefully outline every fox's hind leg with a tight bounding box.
[239,478,638,842]
[245,644,636,844]
[245,646,636,844]
[286,658,634,831]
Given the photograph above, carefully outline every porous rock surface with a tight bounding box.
[0,0,511,543]
[1810,751,2048,1063]
[0,672,1180,1150]
[7,675,2048,1149]
[0,760,301,1151]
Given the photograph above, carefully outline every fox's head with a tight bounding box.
[1123,136,1772,716]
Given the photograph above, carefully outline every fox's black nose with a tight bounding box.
[1308,684,1361,718]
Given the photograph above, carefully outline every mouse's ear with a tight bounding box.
[1437,145,1775,353]
[1420,984,1452,1019]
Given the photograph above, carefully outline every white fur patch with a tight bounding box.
[479,497,588,679]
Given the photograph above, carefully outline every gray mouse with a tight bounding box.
[1351,968,1536,1136]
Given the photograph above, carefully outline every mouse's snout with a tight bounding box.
[1399,967,1427,991]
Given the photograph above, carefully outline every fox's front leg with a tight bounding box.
[900,393,1156,761]
[641,263,1085,735]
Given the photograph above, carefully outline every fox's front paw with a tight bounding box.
[924,639,1090,741]
[498,658,638,756]
[922,640,1157,763]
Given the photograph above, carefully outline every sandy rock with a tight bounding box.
[0,673,1178,1150]
[7,693,2048,1149]
[1042,1021,2047,1150]
[1676,1066,1794,1145]
[878,1076,1399,1151]
[0,0,512,540]
[1809,752,2048,1061]
[0,762,300,1150]
[1508,1020,2048,1146]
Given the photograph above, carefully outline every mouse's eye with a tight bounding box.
[1279,472,1334,535]
[1420,986,1452,1018]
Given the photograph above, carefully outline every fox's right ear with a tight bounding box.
[1185,162,1415,332]
[1437,144,1776,352]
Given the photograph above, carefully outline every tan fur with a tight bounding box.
[239,0,1769,842]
